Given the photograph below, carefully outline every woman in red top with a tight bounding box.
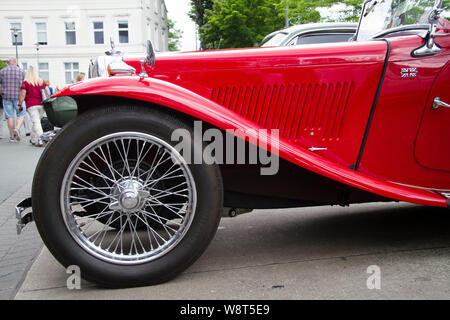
[18,66,50,147]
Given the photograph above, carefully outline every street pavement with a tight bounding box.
[0,122,44,300]
[1,120,449,300]
[15,202,450,300]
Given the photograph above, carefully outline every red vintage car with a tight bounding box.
[16,0,450,288]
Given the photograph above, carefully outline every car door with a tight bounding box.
[414,60,450,173]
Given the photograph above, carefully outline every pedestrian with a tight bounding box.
[0,57,26,142]
[0,93,3,139]
[18,66,50,147]
[75,72,85,82]
[44,80,54,96]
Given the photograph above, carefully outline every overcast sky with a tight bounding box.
[165,0,198,51]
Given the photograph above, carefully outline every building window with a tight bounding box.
[22,62,28,71]
[36,22,48,45]
[64,62,79,84]
[39,63,49,81]
[118,21,129,43]
[10,22,23,46]
[93,22,104,44]
[65,22,76,45]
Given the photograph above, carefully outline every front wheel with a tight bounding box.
[32,105,223,287]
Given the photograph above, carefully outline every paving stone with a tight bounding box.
[0,182,43,299]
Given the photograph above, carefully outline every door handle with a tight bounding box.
[308,147,328,152]
[433,97,450,109]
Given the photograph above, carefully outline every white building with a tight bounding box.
[0,0,168,89]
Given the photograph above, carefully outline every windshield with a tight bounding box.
[357,0,437,41]
[261,32,288,47]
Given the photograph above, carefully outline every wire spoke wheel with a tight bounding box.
[60,132,197,265]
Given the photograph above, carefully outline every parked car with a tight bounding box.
[260,22,358,47]
[16,0,450,288]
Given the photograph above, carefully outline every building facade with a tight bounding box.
[0,0,168,88]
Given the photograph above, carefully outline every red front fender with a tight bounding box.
[54,76,448,208]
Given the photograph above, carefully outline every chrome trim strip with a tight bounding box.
[390,181,450,193]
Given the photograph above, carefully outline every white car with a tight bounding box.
[261,22,358,47]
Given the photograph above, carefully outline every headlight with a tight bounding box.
[107,61,136,77]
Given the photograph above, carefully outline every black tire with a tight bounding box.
[32,105,223,288]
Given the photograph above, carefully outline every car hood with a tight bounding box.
[123,40,387,75]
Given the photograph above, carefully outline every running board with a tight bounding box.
[15,197,33,235]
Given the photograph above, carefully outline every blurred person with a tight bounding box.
[18,66,50,147]
[22,108,32,137]
[0,93,3,139]
[44,80,54,96]
[0,57,26,142]
[75,72,85,82]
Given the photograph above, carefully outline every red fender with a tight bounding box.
[54,76,448,208]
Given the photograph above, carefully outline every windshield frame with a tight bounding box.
[354,0,444,41]
[261,32,289,47]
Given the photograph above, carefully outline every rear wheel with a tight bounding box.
[32,105,223,287]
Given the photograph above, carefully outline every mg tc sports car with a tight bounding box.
[16,0,450,288]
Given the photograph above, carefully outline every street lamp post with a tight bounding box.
[35,43,40,75]
[10,26,21,63]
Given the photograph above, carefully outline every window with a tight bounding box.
[118,21,129,43]
[93,22,104,44]
[10,22,23,46]
[36,22,48,45]
[65,22,76,45]
[22,62,28,71]
[64,62,79,84]
[39,63,49,81]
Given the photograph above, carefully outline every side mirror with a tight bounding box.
[145,40,156,69]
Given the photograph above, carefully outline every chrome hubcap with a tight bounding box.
[109,179,149,213]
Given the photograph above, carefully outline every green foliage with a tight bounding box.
[0,60,7,70]
[201,0,282,49]
[336,0,364,22]
[198,0,364,49]
[168,19,183,51]
[195,0,448,49]
[189,0,214,48]
[189,0,214,27]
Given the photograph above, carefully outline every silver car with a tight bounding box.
[261,22,358,47]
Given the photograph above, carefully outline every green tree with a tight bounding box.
[0,60,7,70]
[168,19,183,51]
[198,0,447,49]
[200,0,342,49]
[336,0,364,22]
[201,0,283,49]
[274,0,339,25]
[189,0,214,48]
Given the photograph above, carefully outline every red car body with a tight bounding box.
[55,22,450,209]
[19,1,449,287]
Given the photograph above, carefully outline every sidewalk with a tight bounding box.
[0,123,45,299]
[0,182,43,300]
